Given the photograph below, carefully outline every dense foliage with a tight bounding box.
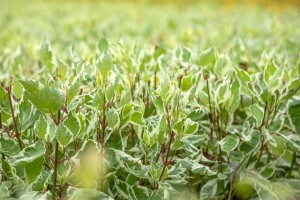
[0,1,300,199]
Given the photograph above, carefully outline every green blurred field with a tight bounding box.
[1,0,299,52]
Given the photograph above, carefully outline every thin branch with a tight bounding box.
[7,84,22,150]
[159,131,175,181]
[206,76,214,141]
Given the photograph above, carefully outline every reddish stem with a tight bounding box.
[159,131,175,181]
[6,84,22,150]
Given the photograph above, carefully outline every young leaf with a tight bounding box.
[184,118,198,134]
[214,53,231,77]
[159,115,168,132]
[55,124,73,147]
[40,38,54,71]
[106,82,116,102]
[181,76,193,91]
[67,78,81,104]
[129,111,144,125]
[64,113,81,137]
[159,74,170,102]
[34,115,48,140]
[93,89,105,111]
[249,104,264,126]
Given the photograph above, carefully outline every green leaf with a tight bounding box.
[130,185,150,200]
[106,82,115,102]
[97,38,109,53]
[0,88,12,120]
[107,109,120,129]
[55,123,73,147]
[19,99,36,130]
[187,109,205,122]
[115,180,130,199]
[259,163,275,178]
[143,130,157,148]
[264,128,277,147]
[129,111,144,125]
[159,74,170,102]
[25,156,44,184]
[181,76,193,91]
[34,115,48,140]
[216,80,230,105]
[24,85,65,114]
[40,38,54,71]
[227,79,240,114]
[184,119,198,134]
[268,135,286,157]
[111,149,148,177]
[64,113,80,137]
[240,131,261,154]
[18,191,41,200]
[236,67,251,83]
[279,134,300,153]
[1,160,14,179]
[159,115,168,132]
[234,179,255,199]
[289,100,300,135]
[0,181,12,198]
[150,163,160,181]
[148,88,164,113]
[121,103,136,121]
[11,141,46,166]
[0,137,20,156]
[12,79,23,99]
[263,62,277,85]
[172,140,184,148]
[38,86,65,114]
[67,77,81,104]
[237,171,280,200]
[99,55,112,80]
[93,89,105,110]
[57,60,68,81]
[249,104,264,126]
[31,169,50,191]
[119,91,131,107]
[18,79,40,94]
[200,179,218,200]
[219,135,240,153]
[181,47,192,63]
[154,46,166,60]
[173,121,183,135]
[159,167,168,181]
[214,53,231,77]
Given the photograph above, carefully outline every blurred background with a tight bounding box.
[0,0,299,62]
